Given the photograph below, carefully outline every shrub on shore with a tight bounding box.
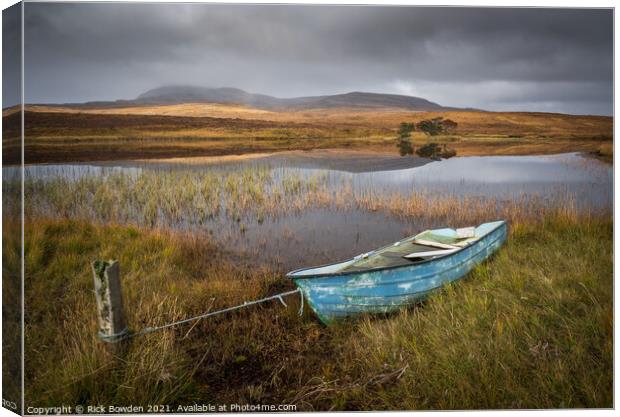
[416,142,457,159]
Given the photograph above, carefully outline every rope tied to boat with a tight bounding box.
[101,288,304,342]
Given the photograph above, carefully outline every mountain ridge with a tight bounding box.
[90,85,464,111]
[28,85,482,112]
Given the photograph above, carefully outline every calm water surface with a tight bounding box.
[6,152,612,270]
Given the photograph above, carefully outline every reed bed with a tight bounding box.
[11,167,333,228]
[6,166,610,235]
[353,189,600,228]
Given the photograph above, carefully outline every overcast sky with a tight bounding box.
[5,3,614,114]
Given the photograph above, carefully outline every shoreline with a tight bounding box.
[4,106,611,166]
[130,148,433,173]
[6,145,613,168]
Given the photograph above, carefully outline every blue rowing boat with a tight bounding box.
[287,220,508,324]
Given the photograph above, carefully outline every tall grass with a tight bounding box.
[341,214,612,409]
[2,217,21,411]
[15,209,612,410]
[5,167,608,235]
[13,167,332,228]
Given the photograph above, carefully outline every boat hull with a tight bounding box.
[291,221,508,324]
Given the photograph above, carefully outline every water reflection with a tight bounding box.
[5,152,612,269]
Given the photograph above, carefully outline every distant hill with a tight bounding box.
[131,86,452,111]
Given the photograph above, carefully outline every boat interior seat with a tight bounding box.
[336,226,484,273]
[452,236,479,247]
[413,227,480,247]
[289,221,505,278]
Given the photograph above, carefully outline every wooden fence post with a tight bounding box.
[91,260,129,343]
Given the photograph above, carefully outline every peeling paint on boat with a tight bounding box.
[288,220,508,324]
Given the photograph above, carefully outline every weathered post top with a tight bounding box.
[91,260,128,343]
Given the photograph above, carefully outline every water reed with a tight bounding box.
[6,166,609,234]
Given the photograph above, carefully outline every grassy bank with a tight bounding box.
[13,211,612,410]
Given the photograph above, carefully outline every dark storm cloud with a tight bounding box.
[3,3,21,107]
[21,3,613,115]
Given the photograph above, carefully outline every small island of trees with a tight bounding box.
[396,117,458,159]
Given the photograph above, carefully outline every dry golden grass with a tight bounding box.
[9,211,612,410]
[3,104,612,164]
[24,103,276,119]
[23,103,612,138]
